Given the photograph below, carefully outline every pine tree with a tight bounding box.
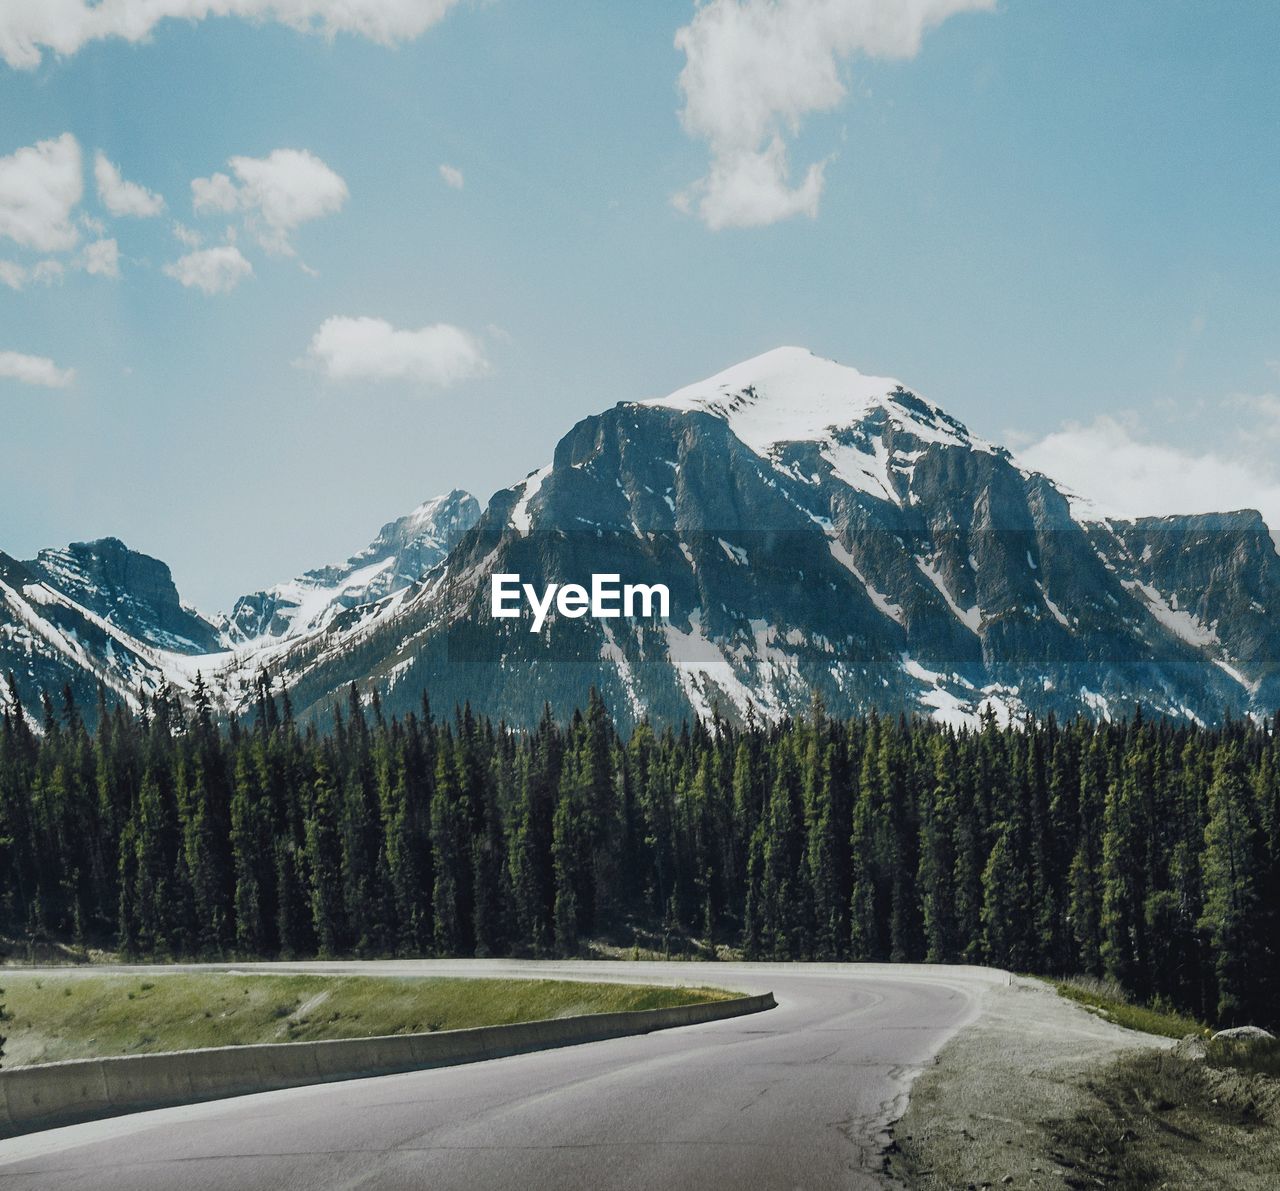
[305,758,347,956]
[918,734,960,963]
[430,732,471,955]
[759,742,806,958]
[1101,739,1154,995]
[1200,743,1268,1024]
[1067,734,1107,975]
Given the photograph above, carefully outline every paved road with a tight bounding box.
[0,961,1005,1191]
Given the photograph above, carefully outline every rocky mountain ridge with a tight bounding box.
[3,347,1275,730]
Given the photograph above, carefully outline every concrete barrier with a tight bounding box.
[0,991,775,1138]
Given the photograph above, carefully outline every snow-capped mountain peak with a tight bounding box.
[645,346,989,455]
[643,346,993,508]
[223,489,480,645]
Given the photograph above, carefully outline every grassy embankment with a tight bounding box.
[0,974,733,1068]
[1051,974,1209,1039]
[1047,977,1280,1188]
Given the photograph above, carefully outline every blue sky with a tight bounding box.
[2,0,1279,613]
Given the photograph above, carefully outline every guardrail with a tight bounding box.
[0,990,775,1138]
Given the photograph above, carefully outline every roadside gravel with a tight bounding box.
[891,975,1169,1189]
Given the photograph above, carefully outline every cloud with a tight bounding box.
[0,0,464,70]
[0,132,83,251]
[674,0,994,229]
[0,350,75,388]
[439,163,464,190]
[94,152,165,217]
[1,240,121,286]
[306,316,488,386]
[0,258,68,289]
[1019,415,1280,530]
[82,237,120,277]
[163,244,253,294]
[31,259,66,284]
[192,148,348,253]
[191,172,240,214]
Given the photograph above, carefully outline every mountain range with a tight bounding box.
[4,347,1276,730]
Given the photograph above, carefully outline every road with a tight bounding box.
[0,960,1006,1191]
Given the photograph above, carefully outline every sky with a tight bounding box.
[2,0,1279,615]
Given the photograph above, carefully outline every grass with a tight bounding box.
[1046,1045,1280,1189]
[1043,977,1278,1187]
[1205,1034,1280,1079]
[1050,975,1210,1040]
[0,974,734,1068]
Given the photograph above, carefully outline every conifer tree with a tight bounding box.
[1201,743,1268,1024]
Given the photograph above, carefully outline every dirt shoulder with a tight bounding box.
[892,977,1280,1190]
[890,975,1169,1189]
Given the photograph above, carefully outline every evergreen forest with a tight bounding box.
[1,673,1276,1030]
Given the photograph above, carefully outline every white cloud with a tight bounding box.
[0,1,464,70]
[82,237,120,278]
[192,148,348,253]
[31,259,66,285]
[306,316,488,386]
[191,172,240,214]
[0,350,74,388]
[172,221,203,247]
[674,0,994,229]
[94,152,165,217]
[1,241,120,286]
[0,260,27,289]
[1019,415,1280,530]
[0,132,83,251]
[163,244,253,294]
[439,163,464,190]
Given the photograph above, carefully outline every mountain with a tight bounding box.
[0,491,480,726]
[0,545,199,721]
[253,347,1269,729]
[1083,511,1280,710]
[221,490,480,645]
[27,537,222,654]
[3,347,1277,730]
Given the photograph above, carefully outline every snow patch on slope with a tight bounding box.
[1121,579,1219,648]
[915,556,982,634]
[510,466,551,536]
[825,536,904,625]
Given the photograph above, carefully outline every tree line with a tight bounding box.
[1,673,1276,1029]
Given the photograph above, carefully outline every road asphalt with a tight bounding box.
[0,960,1007,1190]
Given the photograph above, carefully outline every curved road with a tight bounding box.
[0,961,1006,1190]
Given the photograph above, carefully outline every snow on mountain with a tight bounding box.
[8,347,1280,731]
[27,537,223,654]
[1,491,481,726]
[1,549,195,719]
[255,347,1247,730]
[222,489,480,645]
[645,346,996,507]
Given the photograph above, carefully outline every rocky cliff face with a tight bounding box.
[27,537,221,654]
[0,548,177,720]
[1084,511,1280,711]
